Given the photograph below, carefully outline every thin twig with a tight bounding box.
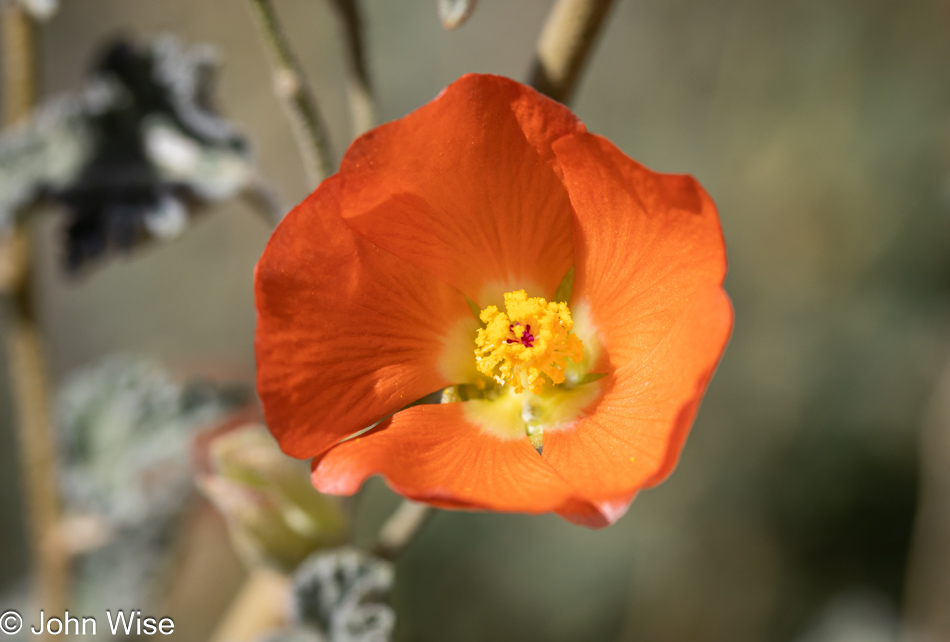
[246,0,335,188]
[372,500,433,561]
[240,176,288,228]
[209,568,292,642]
[325,0,376,138]
[1,3,69,624]
[528,0,618,105]
[902,361,950,642]
[2,5,35,121]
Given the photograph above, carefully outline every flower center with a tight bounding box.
[474,290,584,395]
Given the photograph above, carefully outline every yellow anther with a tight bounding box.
[474,290,584,394]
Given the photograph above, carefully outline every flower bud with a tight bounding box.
[200,423,347,572]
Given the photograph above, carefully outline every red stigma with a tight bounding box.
[505,323,535,348]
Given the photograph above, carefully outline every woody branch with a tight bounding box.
[1,2,69,624]
[529,0,617,105]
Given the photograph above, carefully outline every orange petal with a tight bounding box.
[312,403,576,513]
[554,496,636,528]
[335,74,583,303]
[543,286,734,507]
[255,176,471,459]
[539,132,731,520]
[552,132,728,371]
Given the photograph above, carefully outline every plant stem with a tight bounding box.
[372,500,433,561]
[325,0,376,138]
[241,178,287,228]
[247,0,335,188]
[5,323,68,616]
[2,5,35,121]
[209,568,291,642]
[528,0,617,105]
[902,362,950,641]
[1,3,69,624]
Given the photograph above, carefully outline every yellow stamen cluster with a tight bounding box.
[474,290,584,394]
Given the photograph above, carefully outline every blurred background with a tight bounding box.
[2,0,950,640]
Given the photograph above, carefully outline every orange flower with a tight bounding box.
[255,74,732,527]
